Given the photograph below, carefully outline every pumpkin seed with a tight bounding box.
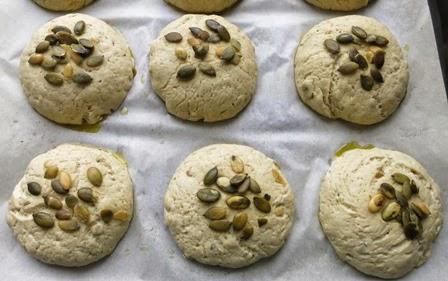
[254,196,271,213]
[36,41,50,53]
[73,72,93,85]
[65,195,79,209]
[230,174,247,186]
[52,46,66,59]
[45,34,58,45]
[336,33,354,44]
[221,47,235,61]
[368,193,386,213]
[324,39,340,54]
[51,179,68,194]
[74,204,90,223]
[177,64,196,81]
[74,20,86,36]
[404,222,419,240]
[45,165,58,179]
[375,35,389,47]
[380,183,396,199]
[355,54,368,69]
[175,47,187,60]
[113,210,129,221]
[372,50,385,69]
[230,155,244,173]
[199,63,216,77]
[86,55,104,67]
[58,171,72,190]
[241,224,254,240]
[27,182,42,195]
[87,167,103,187]
[209,220,231,232]
[249,178,261,194]
[226,195,251,210]
[45,73,64,87]
[370,68,384,83]
[338,62,359,75]
[58,219,80,232]
[63,64,74,79]
[56,31,78,45]
[258,218,268,227]
[232,212,248,231]
[71,43,89,56]
[207,33,221,43]
[395,191,408,207]
[55,208,72,220]
[382,201,401,221]
[189,27,209,41]
[197,188,221,203]
[237,177,250,194]
[264,194,271,201]
[231,53,242,65]
[164,32,183,43]
[392,173,409,184]
[44,195,63,210]
[52,25,71,34]
[360,75,374,91]
[204,166,218,186]
[41,57,58,70]
[411,201,430,219]
[217,176,236,193]
[79,38,94,49]
[349,47,359,62]
[410,180,419,194]
[365,34,377,44]
[351,26,367,40]
[205,19,221,32]
[33,212,54,228]
[402,180,413,199]
[78,187,95,203]
[230,39,241,51]
[69,49,83,65]
[204,207,227,220]
[193,43,209,59]
[100,209,114,223]
[28,54,44,65]
[217,25,231,42]
[404,210,420,239]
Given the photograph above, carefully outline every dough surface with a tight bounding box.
[164,0,240,13]
[294,15,409,125]
[319,147,443,279]
[305,0,369,11]
[32,0,95,11]
[164,144,295,268]
[149,14,257,122]
[7,144,134,267]
[20,13,135,125]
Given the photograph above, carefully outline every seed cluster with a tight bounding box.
[324,25,389,91]
[196,156,272,240]
[368,172,431,240]
[164,18,243,81]
[28,21,105,87]
[28,163,129,232]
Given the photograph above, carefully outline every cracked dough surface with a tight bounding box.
[305,0,369,11]
[149,15,257,122]
[294,15,409,125]
[20,13,135,125]
[319,147,443,279]
[164,144,295,268]
[7,144,134,267]
[32,0,95,11]
[164,0,240,13]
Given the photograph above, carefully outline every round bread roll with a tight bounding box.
[294,15,409,125]
[319,145,443,279]
[32,0,95,11]
[164,0,240,13]
[149,14,257,122]
[305,0,369,11]
[164,144,295,268]
[7,144,134,267]
[20,13,135,125]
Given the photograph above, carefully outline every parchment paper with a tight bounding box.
[0,0,447,280]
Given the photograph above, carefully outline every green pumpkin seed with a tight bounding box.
[395,191,409,208]
[58,219,80,232]
[71,43,90,56]
[33,212,55,228]
[79,38,94,49]
[230,39,241,51]
[73,72,93,85]
[249,178,261,194]
[199,63,216,77]
[375,35,389,47]
[74,20,86,36]
[324,39,340,54]
[56,31,78,45]
[203,166,218,186]
[240,224,254,240]
[45,34,59,45]
[209,220,231,232]
[410,180,419,194]
[392,173,409,184]
[55,208,72,220]
[51,179,68,194]
[45,165,58,178]
[411,202,430,219]
[27,182,42,195]
[351,26,367,39]
[197,188,221,203]
[232,212,248,231]
[204,207,227,220]
[264,194,271,201]
[35,41,50,53]
[230,174,247,186]
[231,53,242,65]
[65,195,79,209]
[207,33,221,43]
[177,64,196,81]
[355,54,368,69]
[402,180,413,199]
[86,55,104,67]
[404,223,419,240]
[41,57,58,70]
[221,46,235,62]
[365,34,377,44]
[336,33,354,44]
[74,204,90,223]
[164,32,183,43]
[52,46,66,58]
[217,25,231,42]
[87,167,103,186]
[370,68,384,83]
[100,209,114,223]
[205,19,221,32]
[349,47,359,62]
[189,27,210,41]
[237,177,250,194]
[372,50,385,69]
[253,196,271,213]
[338,62,359,75]
[77,187,95,203]
[193,43,209,59]
[175,47,188,60]
[28,54,44,65]
[226,195,251,210]
[380,183,396,199]
[52,25,71,34]
[44,195,63,210]
[360,75,374,91]
[381,201,401,221]
[258,218,268,227]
